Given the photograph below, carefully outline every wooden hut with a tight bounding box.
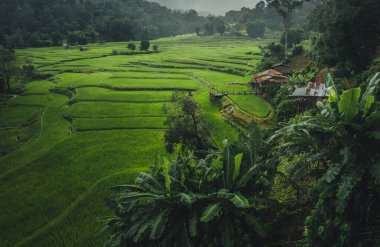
[291,82,329,112]
[251,69,289,97]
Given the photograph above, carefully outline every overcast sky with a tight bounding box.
[148,0,261,15]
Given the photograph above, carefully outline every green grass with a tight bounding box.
[73,117,167,131]
[194,89,240,146]
[101,77,200,90]
[0,105,42,127]
[67,102,174,118]
[0,130,166,247]
[24,80,55,94]
[228,95,273,118]
[10,95,55,106]
[74,88,174,102]
[0,34,275,246]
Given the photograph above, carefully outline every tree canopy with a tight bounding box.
[164,93,213,154]
[309,0,380,73]
[0,46,17,92]
[0,0,205,48]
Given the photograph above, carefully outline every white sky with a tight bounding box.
[148,0,261,15]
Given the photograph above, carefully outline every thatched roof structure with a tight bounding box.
[271,64,291,75]
[253,69,288,85]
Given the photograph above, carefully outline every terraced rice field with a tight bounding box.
[0,34,275,246]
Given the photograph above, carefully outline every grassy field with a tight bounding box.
[0,34,276,246]
[228,94,273,118]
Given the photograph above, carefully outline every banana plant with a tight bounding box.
[270,73,380,246]
[103,125,276,246]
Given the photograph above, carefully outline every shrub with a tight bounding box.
[140,40,150,51]
[127,42,136,52]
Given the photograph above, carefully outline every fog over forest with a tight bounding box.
[148,0,261,15]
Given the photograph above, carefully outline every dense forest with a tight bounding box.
[0,0,205,48]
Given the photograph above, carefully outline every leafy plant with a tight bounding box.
[270,73,380,246]
[127,43,136,52]
[104,126,277,246]
[164,92,213,154]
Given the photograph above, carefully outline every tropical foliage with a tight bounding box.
[270,73,380,245]
[104,126,277,246]
[309,0,380,73]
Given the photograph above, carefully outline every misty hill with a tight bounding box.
[148,0,260,15]
[0,0,205,48]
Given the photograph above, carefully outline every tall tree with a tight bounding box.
[164,92,212,154]
[266,0,306,58]
[0,46,17,92]
[309,0,380,73]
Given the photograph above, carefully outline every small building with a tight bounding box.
[271,64,292,75]
[252,69,289,97]
[291,82,329,112]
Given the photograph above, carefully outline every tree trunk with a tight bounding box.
[284,13,290,59]
[0,78,5,92]
[5,75,10,92]
[191,113,202,150]
[285,23,288,59]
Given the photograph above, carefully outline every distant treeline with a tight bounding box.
[196,0,320,38]
[0,0,205,48]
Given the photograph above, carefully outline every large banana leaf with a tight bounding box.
[163,158,172,194]
[250,122,262,164]
[326,73,339,103]
[223,140,235,188]
[364,96,375,115]
[338,87,361,121]
[233,153,243,180]
[150,210,168,240]
[360,73,379,111]
[116,192,160,202]
[200,202,223,223]
[230,194,250,208]
[370,160,380,183]
[188,214,197,237]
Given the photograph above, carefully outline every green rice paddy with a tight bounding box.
[0,34,276,246]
